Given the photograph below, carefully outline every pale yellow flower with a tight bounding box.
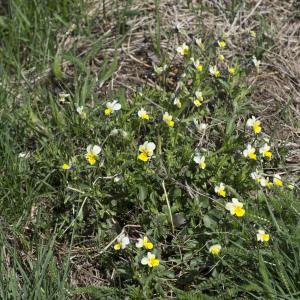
[85,145,101,165]
[193,154,206,169]
[136,236,154,250]
[195,38,204,50]
[246,116,261,134]
[217,40,226,48]
[173,98,182,108]
[76,106,87,119]
[59,93,70,103]
[259,143,272,158]
[138,108,150,120]
[209,65,221,77]
[228,66,236,75]
[215,183,226,197]
[141,252,160,267]
[163,112,175,127]
[138,141,156,162]
[209,244,222,255]
[225,198,245,217]
[273,174,283,187]
[191,57,203,71]
[177,43,189,56]
[105,100,121,116]
[257,230,270,242]
[114,234,130,250]
[243,144,257,160]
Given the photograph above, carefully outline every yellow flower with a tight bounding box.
[193,91,203,107]
[225,198,245,217]
[136,236,154,250]
[273,174,283,187]
[250,30,256,38]
[257,230,270,242]
[259,143,272,158]
[191,57,203,71]
[176,43,189,56]
[138,141,156,162]
[62,163,71,170]
[243,144,257,160]
[260,177,273,189]
[215,183,226,197]
[114,234,130,250]
[246,116,261,134]
[85,145,101,165]
[141,252,160,267]
[104,100,121,116]
[228,66,236,75]
[217,40,226,48]
[209,244,222,255]
[173,98,182,108]
[76,106,87,119]
[218,54,225,61]
[138,108,150,120]
[209,65,221,77]
[193,154,206,169]
[163,112,175,127]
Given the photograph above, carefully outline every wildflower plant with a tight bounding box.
[12,28,299,300]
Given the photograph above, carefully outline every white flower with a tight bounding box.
[141,252,160,267]
[105,100,121,115]
[86,144,102,165]
[251,170,262,183]
[163,112,175,127]
[215,183,226,197]
[243,144,257,160]
[193,119,208,132]
[259,177,273,188]
[135,236,153,250]
[18,152,30,159]
[138,141,156,162]
[87,145,101,155]
[176,43,189,56]
[259,143,272,158]
[257,229,270,242]
[209,65,220,77]
[138,108,150,120]
[195,38,204,50]
[173,98,182,108]
[252,56,261,69]
[114,234,130,250]
[225,198,245,217]
[190,57,203,71]
[246,116,261,134]
[76,106,87,118]
[193,154,206,169]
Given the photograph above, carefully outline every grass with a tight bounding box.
[0,0,299,299]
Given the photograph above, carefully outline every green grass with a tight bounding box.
[0,1,299,299]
